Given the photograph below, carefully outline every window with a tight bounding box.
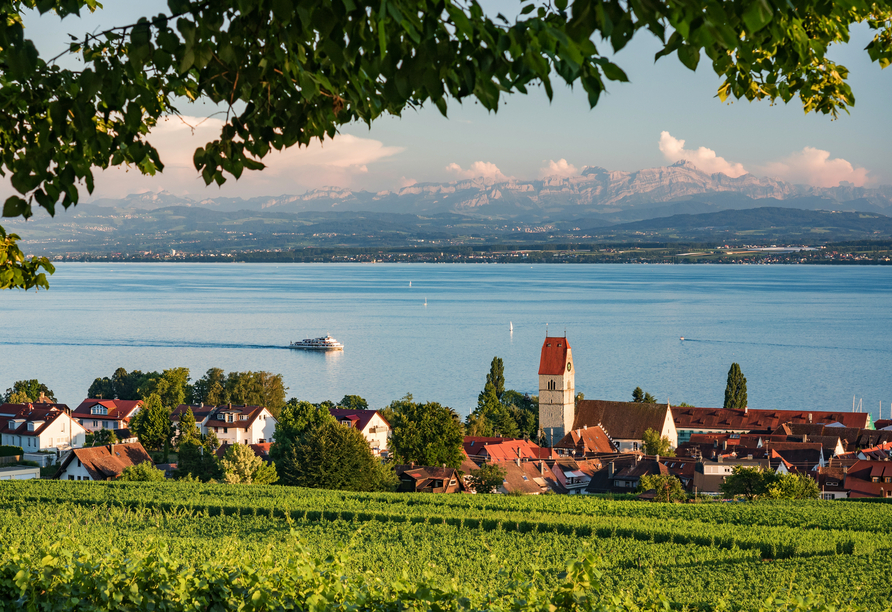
[214,427,219,433]
[102,421,108,429]
[90,406,108,415]
[61,422,65,433]
[223,428,228,434]
[872,477,879,483]
[227,414,234,423]
[92,421,98,428]
[68,475,74,480]
[77,459,81,467]
[27,422,34,431]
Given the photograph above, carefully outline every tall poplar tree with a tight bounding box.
[486,357,505,401]
[724,363,748,410]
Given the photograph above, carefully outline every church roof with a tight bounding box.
[538,337,571,375]
[573,400,670,441]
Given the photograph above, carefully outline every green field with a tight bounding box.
[1,481,890,611]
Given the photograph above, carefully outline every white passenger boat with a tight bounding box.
[289,335,344,351]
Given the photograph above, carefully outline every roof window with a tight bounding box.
[91,405,108,415]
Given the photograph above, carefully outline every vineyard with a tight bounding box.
[0,481,890,611]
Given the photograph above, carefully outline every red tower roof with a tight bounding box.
[539,336,571,375]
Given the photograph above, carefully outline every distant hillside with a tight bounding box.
[596,207,892,240]
[85,160,892,223]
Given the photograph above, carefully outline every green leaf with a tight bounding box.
[2,196,29,219]
[677,45,700,71]
[742,0,773,34]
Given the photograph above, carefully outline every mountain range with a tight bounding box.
[85,160,892,223]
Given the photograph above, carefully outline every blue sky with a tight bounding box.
[22,2,892,199]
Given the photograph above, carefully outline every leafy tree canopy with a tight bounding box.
[637,473,686,503]
[642,428,675,457]
[221,443,278,484]
[130,393,172,452]
[118,461,166,482]
[467,462,507,494]
[91,429,118,446]
[2,0,889,289]
[174,437,222,482]
[270,399,336,462]
[278,419,391,491]
[720,465,776,500]
[190,368,287,416]
[766,472,820,500]
[176,406,200,447]
[724,363,748,410]
[632,387,657,404]
[338,395,369,410]
[387,394,464,469]
[2,380,56,403]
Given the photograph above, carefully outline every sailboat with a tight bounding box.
[409,281,412,287]
[424,297,427,306]
[509,321,513,332]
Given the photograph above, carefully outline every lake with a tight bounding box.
[2,263,891,420]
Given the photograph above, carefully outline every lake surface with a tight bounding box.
[2,263,891,420]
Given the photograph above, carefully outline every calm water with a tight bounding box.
[2,263,891,419]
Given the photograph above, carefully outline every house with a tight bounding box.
[55,442,153,481]
[72,399,143,433]
[497,459,559,495]
[550,459,601,494]
[572,400,677,452]
[609,458,669,492]
[554,424,616,457]
[465,437,557,463]
[766,443,828,472]
[692,456,766,495]
[815,468,848,500]
[0,403,86,451]
[172,404,277,446]
[329,408,390,456]
[394,464,461,493]
[844,460,892,498]
[672,406,873,445]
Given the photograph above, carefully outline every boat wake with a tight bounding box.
[0,339,289,350]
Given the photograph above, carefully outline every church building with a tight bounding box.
[538,335,575,445]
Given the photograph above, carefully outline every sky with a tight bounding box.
[19,1,892,201]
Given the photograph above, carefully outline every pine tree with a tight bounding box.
[724,363,748,410]
[486,357,505,401]
[632,387,645,403]
[177,407,200,447]
[130,393,172,451]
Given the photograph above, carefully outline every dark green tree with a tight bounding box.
[87,376,115,400]
[189,369,287,417]
[190,368,227,405]
[486,357,505,401]
[140,368,191,408]
[720,466,776,500]
[632,387,657,403]
[130,393,172,452]
[642,428,675,457]
[637,473,686,502]
[270,399,336,463]
[467,463,507,494]
[338,395,369,410]
[174,438,223,482]
[724,363,748,410]
[91,429,118,446]
[3,380,56,403]
[388,395,464,469]
[278,420,387,491]
[176,407,200,447]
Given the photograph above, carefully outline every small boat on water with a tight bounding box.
[680,337,685,341]
[289,335,344,351]
[510,321,513,332]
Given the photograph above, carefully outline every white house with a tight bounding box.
[56,442,153,481]
[172,404,277,446]
[329,408,390,456]
[0,403,86,451]
[72,399,143,433]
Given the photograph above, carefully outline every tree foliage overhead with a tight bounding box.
[1,0,889,289]
[723,362,748,410]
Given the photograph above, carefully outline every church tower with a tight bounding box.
[538,335,575,446]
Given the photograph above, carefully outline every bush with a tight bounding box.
[0,445,23,458]
[119,462,166,482]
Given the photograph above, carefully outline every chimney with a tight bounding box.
[744,406,748,414]
[516,457,521,467]
[808,413,812,423]
[539,460,545,475]
[655,454,660,463]
[747,454,753,460]
[608,461,615,477]
[107,443,113,453]
[38,392,47,403]
[635,454,641,464]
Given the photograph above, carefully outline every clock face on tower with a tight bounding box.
[567,362,572,372]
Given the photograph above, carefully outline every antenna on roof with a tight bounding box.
[545,323,548,337]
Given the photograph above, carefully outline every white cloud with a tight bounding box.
[658,131,747,178]
[445,161,510,182]
[399,176,417,188]
[539,159,579,179]
[79,116,403,199]
[760,147,868,188]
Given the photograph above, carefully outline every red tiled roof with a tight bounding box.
[463,436,513,457]
[672,407,871,432]
[73,399,142,420]
[476,439,556,462]
[185,404,267,430]
[538,337,570,375]
[59,442,153,480]
[329,408,388,432]
[555,425,616,454]
[0,406,68,437]
[573,400,670,440]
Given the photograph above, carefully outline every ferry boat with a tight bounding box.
[289,335,344,351]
